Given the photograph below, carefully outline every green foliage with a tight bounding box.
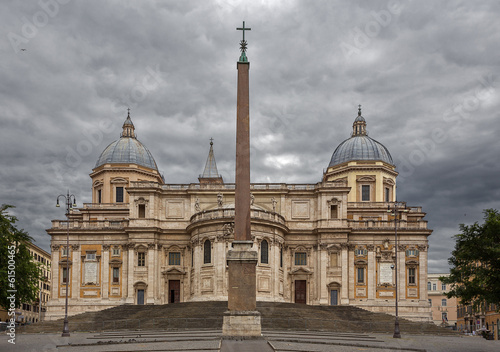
[0,204,43,310]
[441,209,500,310]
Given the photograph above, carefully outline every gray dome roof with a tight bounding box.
[94,113,158,171]
[328,135,393,167]
[95,137,158,170]
[328,106,393,167]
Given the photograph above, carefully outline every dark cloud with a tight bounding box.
[1,1,498,273]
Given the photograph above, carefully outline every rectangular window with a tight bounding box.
[385,187,390,202]
[86,252,96,260]
[428,299,432,306]
[169,252,181,265]
[138,204,146,218]
[116,187,124,203]
[280,248,283,268]
[442,298,447,307]
[62,267,68,283]
[330,205,338,219]
[357,267,365,284]
[428,282,431,290]
[432,283,437,291]
[112,247,120,256]
[295,252,307,266]
[408,267,416,284]
[361,185,370,201]
[137,252,145,266]
[441,283,446,291]
[97,189,102,204]
[330,253,338,267]
[112,267,119,283]
[62,246,68,257]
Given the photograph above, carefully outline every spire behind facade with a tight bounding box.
[199,139,223,184]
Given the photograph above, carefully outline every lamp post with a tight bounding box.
[56,191,77,337]
[387,201,408,339]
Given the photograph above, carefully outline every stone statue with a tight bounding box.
[195,197,201,212]
[217,193,223,208]
[271,197,277,212]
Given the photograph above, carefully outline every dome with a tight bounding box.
[328,135,393,166]
[328,106,393,167]
[94,113,159,171]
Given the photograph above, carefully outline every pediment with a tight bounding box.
[357,176,376,182]
[162,267,186,275]
[289,267,313,275]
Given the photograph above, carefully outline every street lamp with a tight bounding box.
[387,201,408,339]
[56,191,77,337]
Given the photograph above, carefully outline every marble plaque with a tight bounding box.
[166,200,184,218]
[379,263,393,284]
[379,291,394,297]
[84,261,98,284]
[291,201,310,219]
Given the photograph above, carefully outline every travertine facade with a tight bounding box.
[46,109,433,322]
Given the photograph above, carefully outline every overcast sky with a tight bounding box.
[1,0,499,273]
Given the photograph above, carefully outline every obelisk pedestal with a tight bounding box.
[222,22,261,337]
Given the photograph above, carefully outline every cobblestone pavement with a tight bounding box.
[2,329,499,352]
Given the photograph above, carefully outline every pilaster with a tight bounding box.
[102,245,110,299]
[341,245,349,304]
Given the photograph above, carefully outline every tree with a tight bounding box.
[441,209,500,309]
[0,204,43,311]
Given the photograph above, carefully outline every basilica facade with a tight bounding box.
[46,108,432,322]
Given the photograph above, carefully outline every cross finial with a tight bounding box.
[210,137,214,146]
[237,21,251,41]
[127,107,131,117]
[358,105,362,116]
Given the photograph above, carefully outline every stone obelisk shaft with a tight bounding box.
[234,62,251,242]
[222,23,260,337]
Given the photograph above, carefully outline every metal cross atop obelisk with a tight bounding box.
[236,21,251,62]
[222,21,261,338]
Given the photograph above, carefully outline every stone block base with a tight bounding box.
[222,310,261,337]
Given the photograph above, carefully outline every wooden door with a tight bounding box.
[295,280,306,304]
[137,289,144,305]
[330,290,338,305]
[169,280,180,303]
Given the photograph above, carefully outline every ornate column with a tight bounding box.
[147,243,155,304]
[398,244,406,302]
[348,244,355,300]
[367,245,375,301]
[50,245,60,301]
[418,244,428,301]
[340,243,349,304]
[71,244,80,299]
[126,243,135,303]
[102,245,110,299]
[319,243,328,305]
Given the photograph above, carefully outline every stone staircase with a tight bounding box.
[21,301,456,336]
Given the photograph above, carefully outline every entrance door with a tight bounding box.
[137,289,144,305]
[295,280,306,304]
[169,280,180,303]
[330,290,338,306]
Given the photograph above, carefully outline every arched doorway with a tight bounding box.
[134,281,147,305]
[328,282,341,306]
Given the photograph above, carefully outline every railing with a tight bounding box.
[190,208,286,225]
[83,203,129,209]
[51,220,128,229]
[128,181,322,191]
[348,220,428,229]
[348,202,423,213]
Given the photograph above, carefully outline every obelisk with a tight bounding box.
[222,21,261,337]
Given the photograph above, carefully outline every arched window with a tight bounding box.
[203,240,211,264]
[261,240,269,264]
